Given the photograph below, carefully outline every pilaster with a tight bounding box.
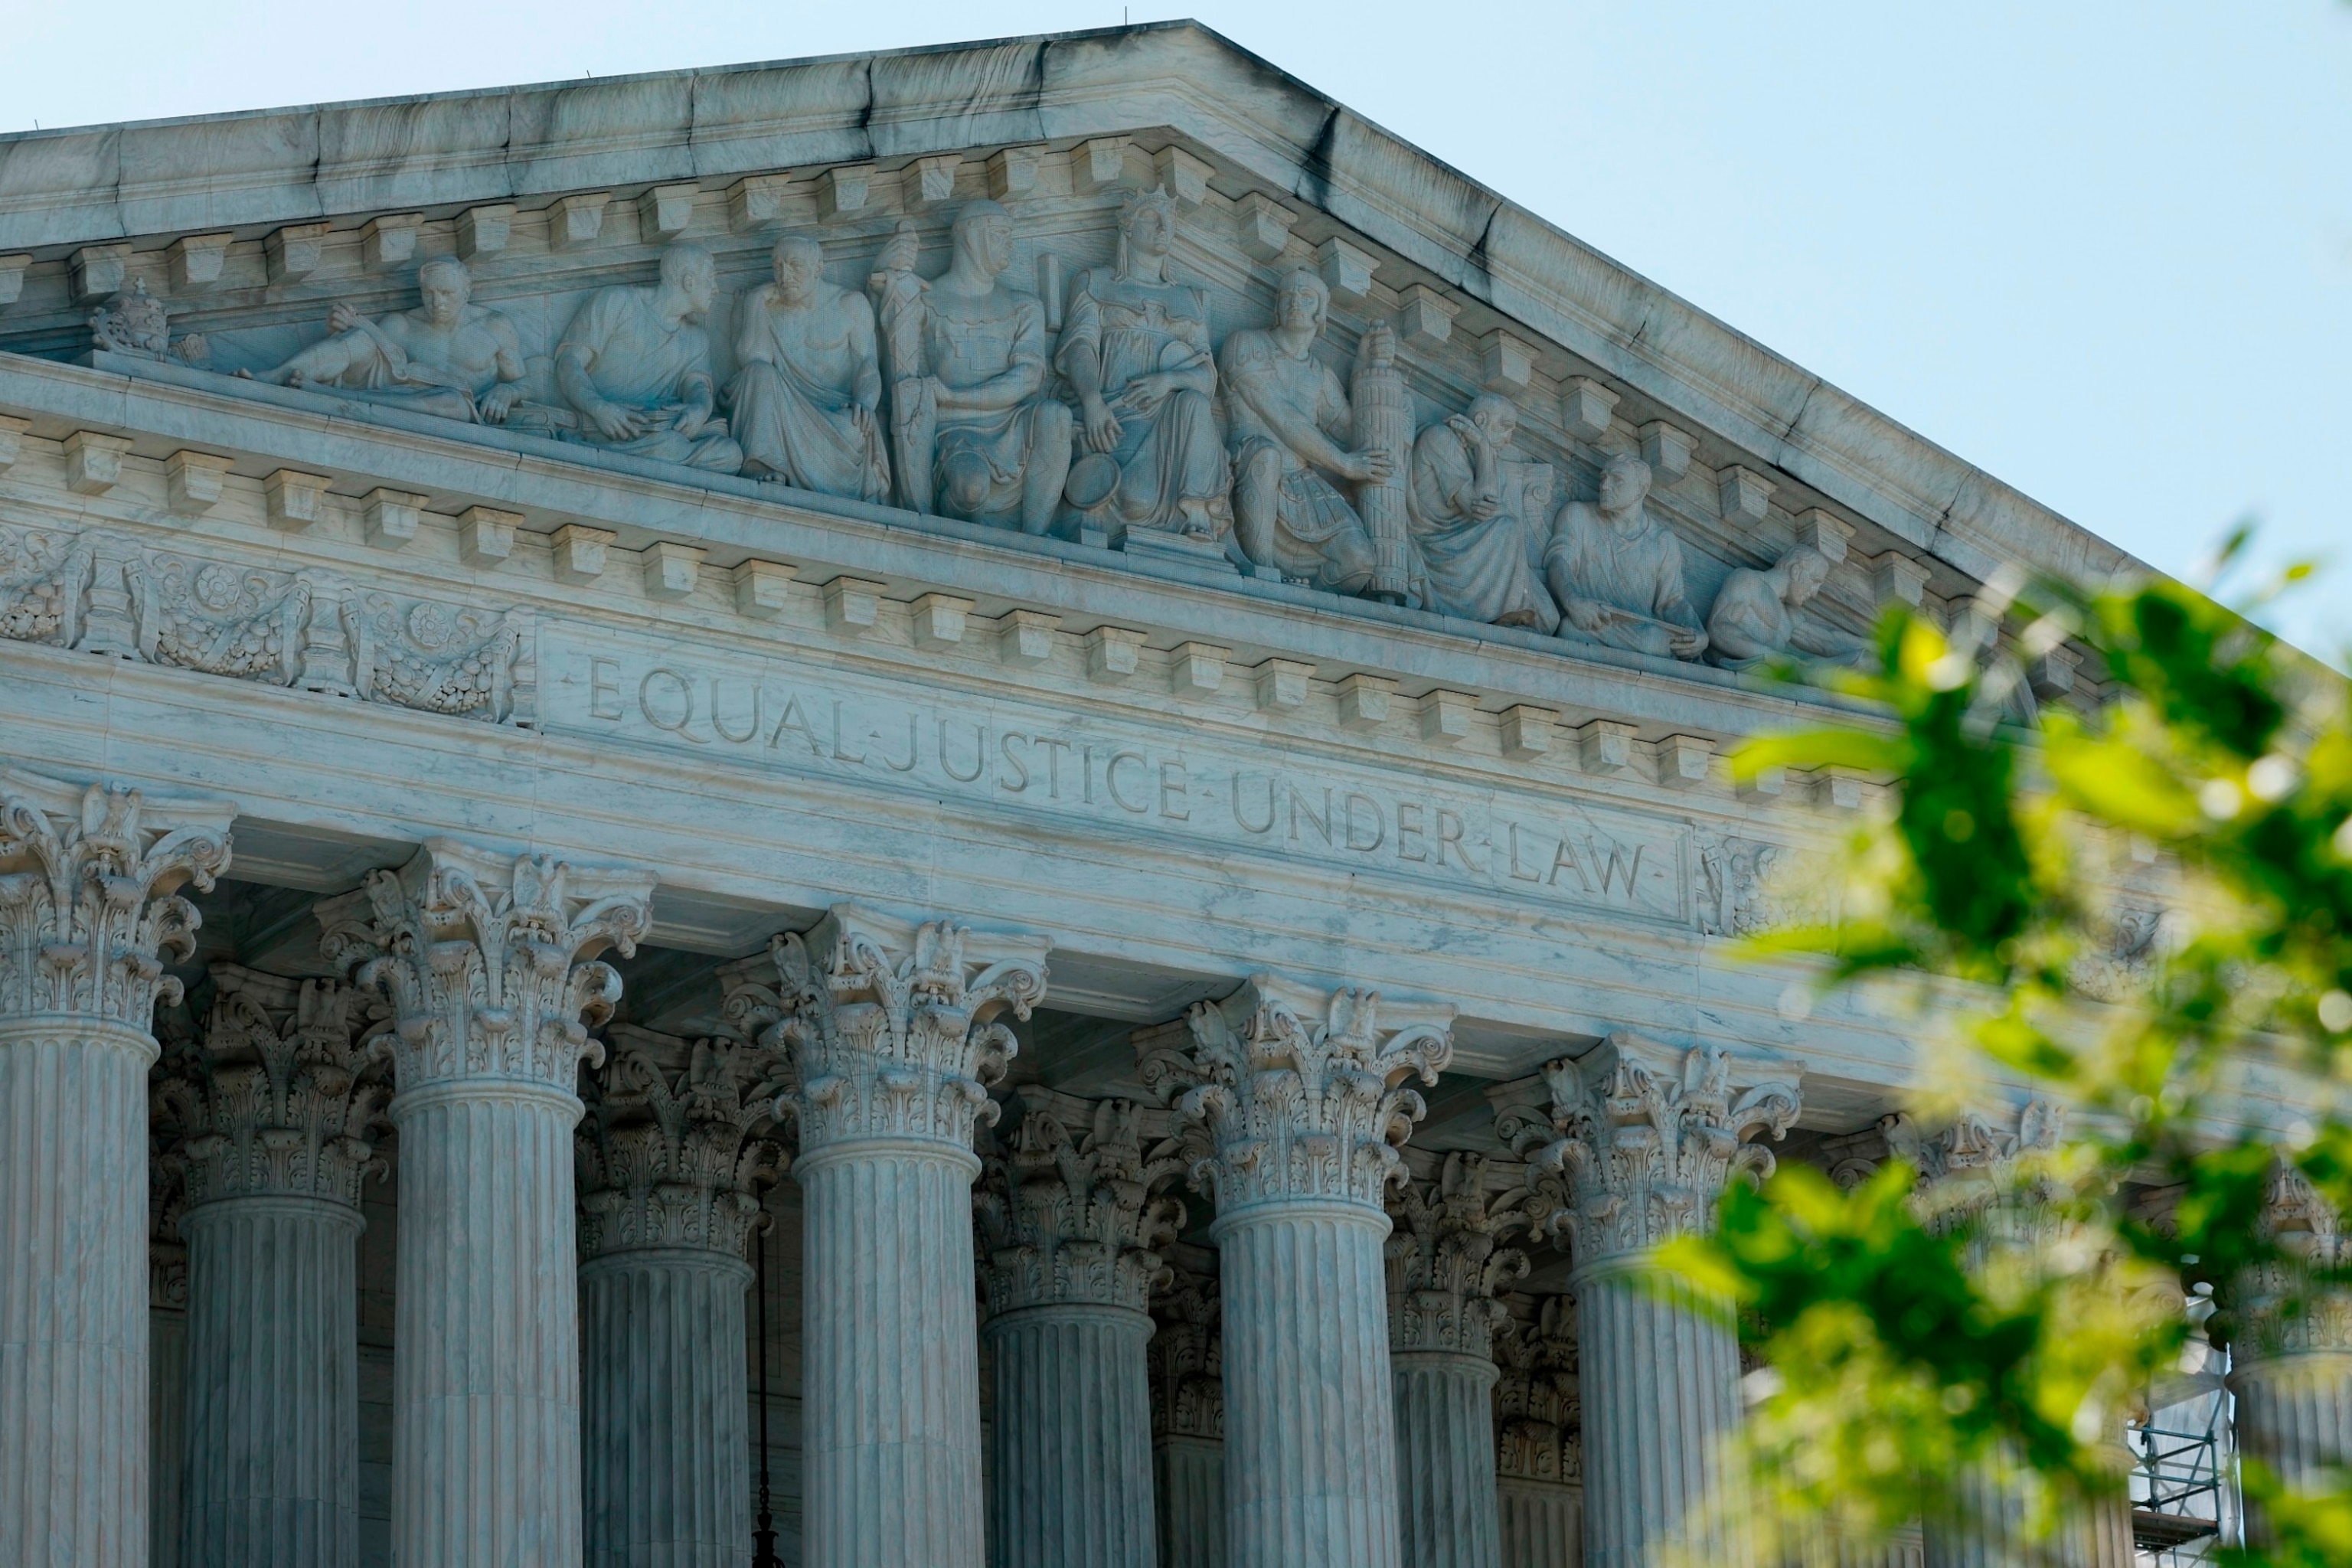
[1387,1152,1529,1568]
[0,768,234,1568]
[154,964,384,1568]
[319,839,655,1568]
[726,905,1050,1568]
[975,1094,1182,1567]
[1500,1033,1801,1568]
[575,1027,785,1568]
[1139,974,1453,1568]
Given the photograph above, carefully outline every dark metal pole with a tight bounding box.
[752,1209,779,1568]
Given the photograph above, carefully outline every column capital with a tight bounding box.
[1148,1246,1223,1442]
[1883,1098,2066,1244]
[1492,1295,1581,1483]
[1386,1151,1530,1358]
[975,1094,1184,1315]
[1136,972,1453,1217]
[2225,1163,2352,1355]
[724,904,1049,1158]
[576,1025,785,1263]
[152,962,388,1209]
[315,838,655,1098]
[1499,1032,1801,1269]
[0,767,234,1033]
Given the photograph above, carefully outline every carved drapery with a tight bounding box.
[576,1027,785,1263]
[1387,1151,1530,1358]
[724,905,1048,1156]
[317,840,653,1096]
[1500,1033,1802,1268]
[975,1096,1184,1315]
[1137,973,1452,1217]
[152,965,386,1208]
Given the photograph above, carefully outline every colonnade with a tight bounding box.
[3,766,2347,1566]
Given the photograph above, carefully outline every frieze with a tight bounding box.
[0,518,537,727]
[543,622,1694,929]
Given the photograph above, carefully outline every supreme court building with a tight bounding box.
[0,21,2290,1568]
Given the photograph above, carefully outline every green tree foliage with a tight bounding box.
[1659,540,2352,1565]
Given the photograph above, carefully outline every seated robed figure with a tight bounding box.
[869,201,1073,534]
[239,256,526,424]
[1407,394,1559,631]
[1219,269,1394,592]
[1545,449,1708,660]
[1055,187,1231,541]
[550,242,743,473]
[727,234,890,503]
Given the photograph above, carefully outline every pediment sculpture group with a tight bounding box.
[213,187,1855,668]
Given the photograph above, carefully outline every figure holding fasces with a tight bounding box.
[239,256,523,423]
[1054,187,1230,541]
[551,242,743,473]
[868,203,1073,534]
[1218,268,1395,593]
[1544,449,1708,660]
[1705,543,1865,668]
[1408,394,1559,630]
[727,234,890,502]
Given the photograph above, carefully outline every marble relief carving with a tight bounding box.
[973,1097,1185,1315]
[0,520,537,727]
[1147,1252,1225,1442]
[239,256,525,424]
[576,1029,786,1260]
[1385,1151,1532,1358]
[83,172,1914,675]
[1492,1295,1581,1484]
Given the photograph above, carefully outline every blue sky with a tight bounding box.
[12,1,2347,657]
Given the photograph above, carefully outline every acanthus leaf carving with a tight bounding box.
[1136,973,1452,1217]
[0,768,235,1031]
[973,1094,1185,1316]
[1385,1149,1530,1358]
[315,839,655,1096]
[151,962,390,1209]
[575,1025,786,1263]
[1502,1033,1802,1269]
[1491,1293,1580,1483]
[1147,1246,1224,1442]
[720,905,1049,1157]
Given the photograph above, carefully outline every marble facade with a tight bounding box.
[0,21,2319,1568]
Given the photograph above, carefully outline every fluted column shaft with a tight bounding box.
[151,1304,186,1568]
[1575,1261,1744,1568]
[1217,1200,1403,1568]
[0,1018,155,1567]
[801,1140,985,1567]
[391,1082,585,1566]
[1497,1479,1581,1568]
[2230,1344,2352,1547]
[985,1302,1156,1566]
[1393,1350,1501,1568]
[179,1194,362,1565]
[580,1249,753,1567]
[1156,1436,1227,1568]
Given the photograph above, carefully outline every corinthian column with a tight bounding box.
[2224,1165,2352,1550]
[0,769,234,1568]
[1138,975,1454,1568]
[152,965,385,1566]
[575,1027,782,1568]
[1149,1248,1227,1568]
[975,1094,1182,1567]
[1387,1152,1529,1568]
[726,906,1050,1568]
[1501,1032,1802,1568]
[318,840,655,1568]
[1491,1296,1583,1568]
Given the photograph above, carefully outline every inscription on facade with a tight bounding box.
[543,624,1690,926]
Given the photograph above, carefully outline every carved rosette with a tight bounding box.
[1135,973,1453,1217]
[1148,1250,1225,1442]
[152,964,388,1209]
[316,840,655,1097]
[723,905,1049,1158]
[974,1097,1185,1317]
[1882,1099,2067,1250]
[1491,1295,1581,1484]
[1386,1152,1531,1358]
[0,768,235,1034]
[575,1028,786,1263]
[1499,1033,1802,1272]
